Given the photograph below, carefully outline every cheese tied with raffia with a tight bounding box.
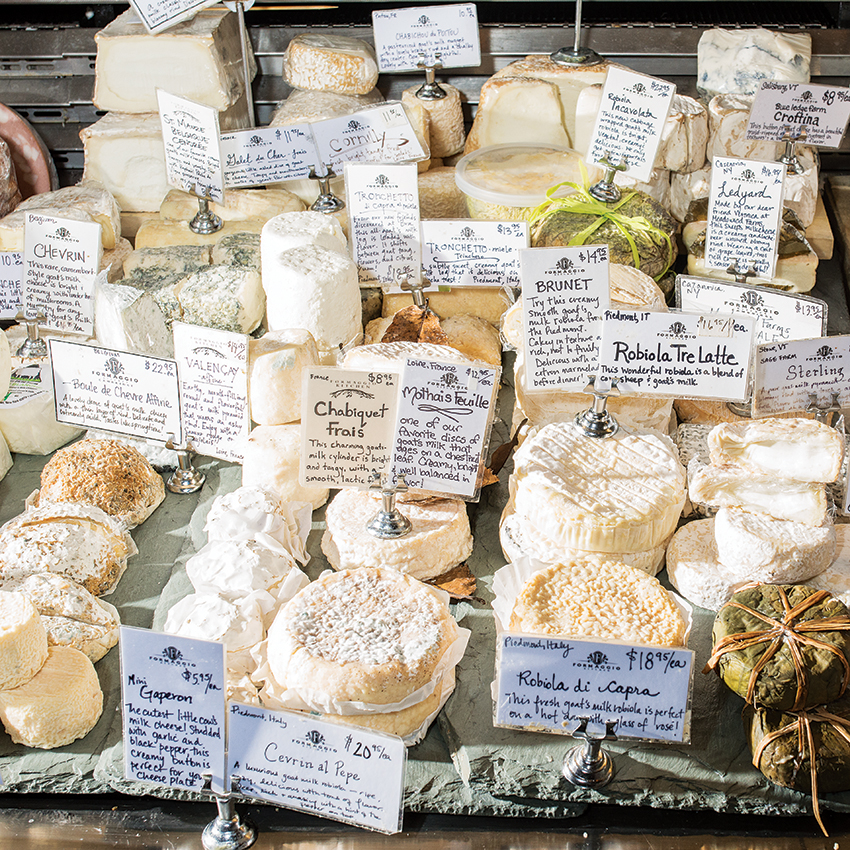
[509,559,686,647]
[511,421,686,553]
[707,418,844,483]
[0,591,48,691]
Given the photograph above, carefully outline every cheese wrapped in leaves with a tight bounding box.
[706,585,850,711]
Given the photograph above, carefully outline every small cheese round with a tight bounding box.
[36,439,165,528]
[164,592,266,653]
[186,539,298,596]
[510,560,686,647]
[321,488,472,580]
[0,591,48,690]
[205,485,307,549]
[441,315,502,366]
[267,567,459,705]
[0,646,103,749]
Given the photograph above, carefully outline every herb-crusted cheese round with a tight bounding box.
[267,568,459,706]
[509,560,686,647]
[511,420,686,553]
[0,591,48,690]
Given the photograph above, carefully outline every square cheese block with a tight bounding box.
[698,28,811,99]
[94,278,173,359]
[248,329,319,426]
[282,34,378,95]
[93,8,255,113]
[160,188,304,224]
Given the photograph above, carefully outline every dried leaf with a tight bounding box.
[479,467,500,487]
[429,563,476,600]
[381,305,449,345]
[488,418,527,475]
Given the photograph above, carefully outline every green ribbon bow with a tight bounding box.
[529,163,675,281]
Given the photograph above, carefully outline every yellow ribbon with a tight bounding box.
[529,165,675,281]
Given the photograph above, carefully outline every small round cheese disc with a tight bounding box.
[0,646,103,749]
[510,559,686,647]
[0,590,48,690]
[321,488,472,580]
[186,539,298,596]
[36,439,165,528]
[267,567,460,707]
[164,592,267,653]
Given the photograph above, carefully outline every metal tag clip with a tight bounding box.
[14,306,48,359]
[563,717,617,788]
[550,0,603,66]
[190,185,224,235]
[778,127,807,175]
[726,260,757,285]
[309,164,345,213]
[416,52,447,100]
[575,376,620,439]
[200,773,256,850]
[164,436,206,494]
[398,273,432,309]
[588,154,628,204]
[366,472,412,539]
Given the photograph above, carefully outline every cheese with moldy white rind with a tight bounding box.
[401,96,432,172]
[575,87,708,174]
[666,519,740,612]
[0,208,94,254]
[134,217,266,250]
[165,591,269,652]
[242,425,329,510]
[0,591,48,691]
[81,112,168,212]
[269,88,384,126]
[512,420,686,553]
[714,507,835,583]
[94,8,255,113]
[403,84,465,159]
[282,33,378,96]
[708,418,844,483]
[248,329,320,426]
[670,167,711,224]
[174,265,265,334]
[94,278,173,359]
[160,188,304,224]
[698,28,811,99]
[261,210,347,262]
[418,166,468,219]
[0,645,103,749]
[688,460,827,526]
[262,244,361,361]
[382,289,510,325]
[212,232,260,269]
[806,525,850,608]
[322,488,473,580]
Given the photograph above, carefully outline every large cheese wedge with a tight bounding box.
[93,8,254,113]
[174,265,265,334]
[94,279,173,359]
[282,34,378,95]
[0,646,103,749]
[511,420,686,553]
[708,417,844,483]
[0,591,48,690]
[322,488,473,580]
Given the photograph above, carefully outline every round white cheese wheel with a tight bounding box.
[0,646,102,749]
[321,488,472,579]
[0,590,48,690]
[261,210,347,259]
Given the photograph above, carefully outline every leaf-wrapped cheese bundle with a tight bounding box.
[705,585,850,711]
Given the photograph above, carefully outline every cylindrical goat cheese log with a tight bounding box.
[0,591,48,691]
[403,85,465,158]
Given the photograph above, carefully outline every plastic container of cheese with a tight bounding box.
[454,143,602,221]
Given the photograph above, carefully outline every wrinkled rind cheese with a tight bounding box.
[165,591,267,653]
[418,166,468,219]
[267,567,459,705]
[174,265,265,335]
[282,34,378,95]
[161,189,304,224]
[0,503,137,597]
[509,559,686,647]
[0,591,48,690]
[322,489,473,580]
[403,84,465,158]
[0,646,103,749]
[270,88,384,126]
[708,418,844,483]
[713,507,835,584]
[94,8,255,113]
[512,420,686,553]
[186,539,298,597]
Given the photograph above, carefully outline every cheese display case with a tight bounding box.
[3,1,850,847]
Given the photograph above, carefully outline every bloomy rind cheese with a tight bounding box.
[0,646,103,749]
[0,591,48,691]
[282,34,378,95]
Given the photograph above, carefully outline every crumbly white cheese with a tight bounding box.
[94,8,255,112]
[0,590,48,690]
[512,420,686,553]
[282,33,378,95]
[708,418,844,483]
[174,264,265,334]
[321,488,473,579]
[713,507,835,583]
[94,279,173,359]
[0,645,103,749]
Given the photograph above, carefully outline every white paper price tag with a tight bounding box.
[23,213,101,334]
[346,162,421,288]
[754,335,850,417]
[372,4,481,72]
[300,367,399,488]
[120,627,227,792]
[0,251,23,320]
[173,323,249,462]
[705,157,785,280]
[494,634,693,743]
[227,703,406,834]
[421,220,527,289]
[587,67,675,183]
[390,357,499,499]
[157,90,224,203]
[676,275,826,345]
[520,245,609,392]
[220,124,319,187]
[597,309,755,401]
[747,81,850,149]
[49,339,182,442]
[129,0,219,34]
[312,103,427,169]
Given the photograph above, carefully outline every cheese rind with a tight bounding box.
[174,265,265,334]
[261,210,347,258]
[403,85,465,158]
[282,34,378,95]
[418,166,468,219]
[161,188,304,223]
[0,591,48,690]
[269,88,383,126]
[94,279,173,359]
